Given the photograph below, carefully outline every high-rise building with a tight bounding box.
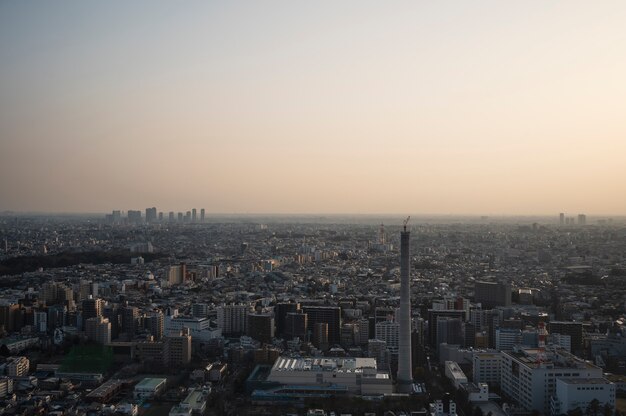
[0,304,19,333]
[436,317,463,347]
[6,356,29,377]
[559,213,565,225]
[501,347,605,414]
[313,322,329,350]
[548,321,584,354]
[166,329,191,366]
[85,316,111,345]
[82,297,103,322]
[167,263,187,286]
[247,313,275,344]
[577,214,587,225]
[168,212,175,222]
[428,309,466,347]
[192,208,197,223]
[200,208,205,222]
[191,303,209,319]
[217,304,250,335]
[121,306,139,336]
[474,281,511,308]
[375,320,400,355]
[285,311,307,341]
[302,306,341,346]
[397,224,413,392]
[145,207,157,223]
[127,210,142,223]
[275,302,300,337]
[147,311,164,340]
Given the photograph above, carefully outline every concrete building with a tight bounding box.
[445,361,468,389]
[501,347,604,414]
[375,320,399,355]
[302,306,341,346]
[134,377,167,400]
[85,316,111,345]
[284,311,307,341]
[217,304,250,335]
[549,321,584,353]
[474,281,511,308]
[6,356,29,377]
[551,378,615,416]
[166,329,192,366]
[266,356,392,396]
[168,263,187,286]
[165,316,221,342]
[247,313,275,344]
[495,328,522,351]
[473,352,502,385]
[0,377,13,398]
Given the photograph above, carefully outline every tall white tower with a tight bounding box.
[397,217,413,392]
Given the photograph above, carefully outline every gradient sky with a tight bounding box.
[1,1,626,215]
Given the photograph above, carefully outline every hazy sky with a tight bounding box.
[1,1,626,215]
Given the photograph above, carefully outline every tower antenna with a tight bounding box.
[403,216,410,232]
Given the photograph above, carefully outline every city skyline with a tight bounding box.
[2,1,626,215]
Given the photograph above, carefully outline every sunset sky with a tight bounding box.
[1,1,626,215]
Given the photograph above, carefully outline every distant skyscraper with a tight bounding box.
[127,210,142,223]
[177,212,183,222]
[397,221,413,392]
[158,212,163,222]
[192,208,197,223]
[145,207,157,223]
[559,213,565,225]
[578,214,586,225]
[168,212,175,222]
[200,208,205,223]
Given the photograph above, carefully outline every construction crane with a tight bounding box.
[403,216,410,231]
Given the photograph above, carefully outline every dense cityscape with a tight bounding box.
[1,211,625,415]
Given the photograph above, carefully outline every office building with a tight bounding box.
[285,311,307,341]
[302,306,341,346]
[200,208,205,222]
[217,304,250,335]
[145,207,157,223]
[166,329,192,366]
[265,357,392,395]
[127,210,142,223]
[85,316,111,345]
[428,309,466,347]
[501,347,603,414]
[474,281,511,308]
[549,321,584,353]
[551,378,615,416]
[275,302,299,337]
[247,313,275,344]
[147,311,164,340]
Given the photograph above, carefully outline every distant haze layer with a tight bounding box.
[1,1,625,215]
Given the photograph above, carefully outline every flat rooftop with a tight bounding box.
[272,357,377,373]
[135,378,166,389]
[559,378,612,385]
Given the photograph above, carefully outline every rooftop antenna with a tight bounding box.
[403,216,410,232]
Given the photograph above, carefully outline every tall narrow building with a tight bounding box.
[397,221,413,392]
